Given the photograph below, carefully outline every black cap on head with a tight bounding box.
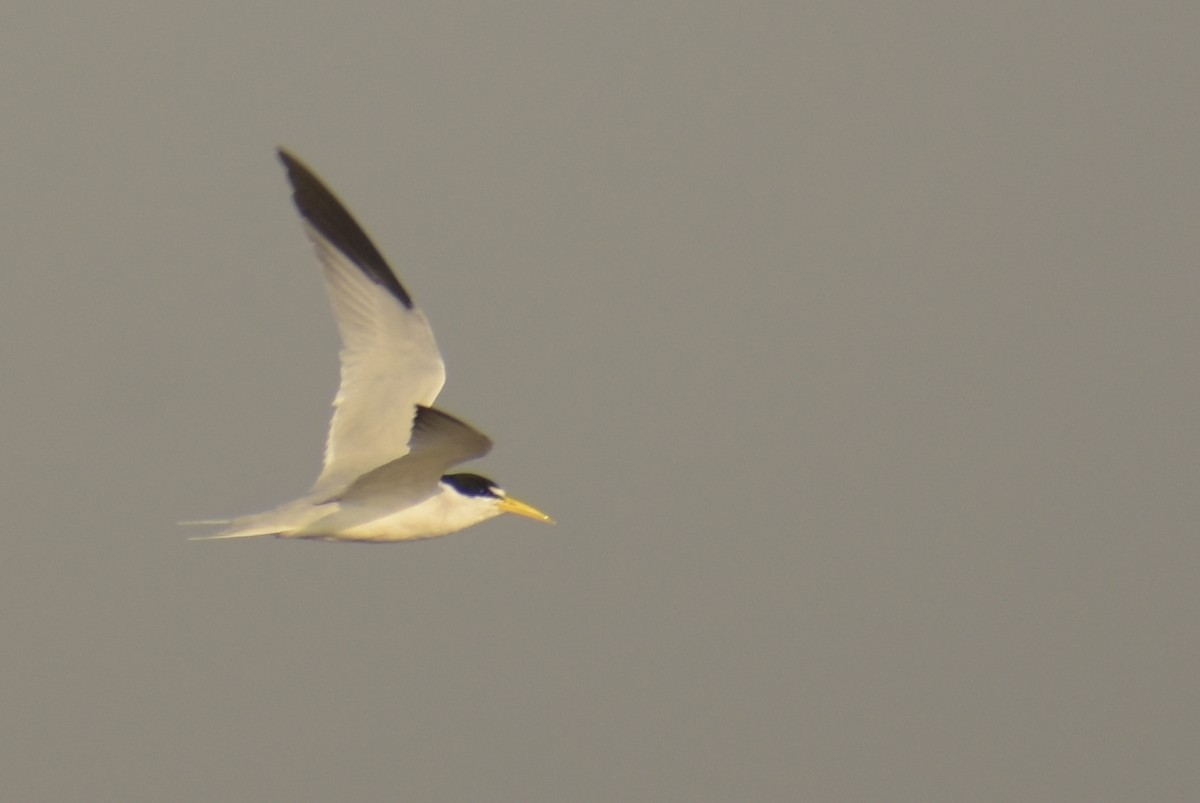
[442,473,501,498]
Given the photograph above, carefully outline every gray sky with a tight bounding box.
[2,2,1197,801]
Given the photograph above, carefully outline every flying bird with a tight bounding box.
[187,149,552,542]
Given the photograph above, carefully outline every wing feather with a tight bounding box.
[277,149,446,492]
[335,406,493,503]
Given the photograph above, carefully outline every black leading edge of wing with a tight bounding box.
[276,148,414,309]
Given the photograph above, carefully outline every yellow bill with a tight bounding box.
[498,495,555,524]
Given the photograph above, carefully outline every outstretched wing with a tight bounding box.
[278,149,446,492]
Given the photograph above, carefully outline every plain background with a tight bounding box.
[2,3,1197,801]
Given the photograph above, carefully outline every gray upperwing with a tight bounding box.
[335,406,493,503]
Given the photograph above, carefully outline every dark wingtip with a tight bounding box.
[276,148,414,309]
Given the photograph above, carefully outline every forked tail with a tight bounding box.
[179,497,329,540]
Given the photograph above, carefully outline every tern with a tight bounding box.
[187,149,553,542]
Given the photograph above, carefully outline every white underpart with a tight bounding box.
[291,482,504,542]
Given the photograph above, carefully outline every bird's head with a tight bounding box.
[440,473,555,526]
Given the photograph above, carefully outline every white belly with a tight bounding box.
[289,487,500,542]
